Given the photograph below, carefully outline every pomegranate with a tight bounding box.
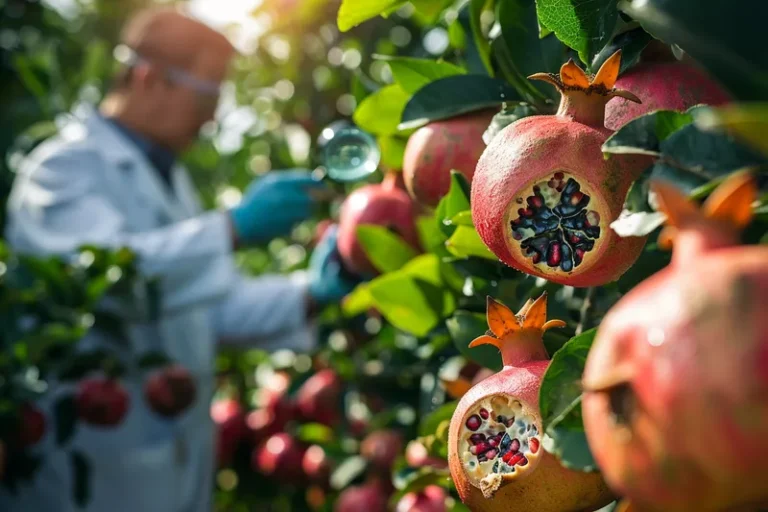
[211,398,247,467]
[405,440,449,470]
[448,293,614,511]
[403,110,495,207]
[334,480,389,512]
[337,171,421,276]
[302,444,332,485]
[143,364,197,418]
[360,429,403,473]
[605,61,731,131]
[472,51,651,287]
[19,404,46,446]
[253,432,306,483]
[296,369,342,426]
[76,378,130,427]
[395,485,448,512]
[582,172,768,512]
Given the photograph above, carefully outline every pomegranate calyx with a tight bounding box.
[470,293,565,367]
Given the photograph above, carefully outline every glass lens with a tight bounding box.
[321,127,380,183]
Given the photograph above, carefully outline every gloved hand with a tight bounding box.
[308,224,363,305]
[230,170,330,245]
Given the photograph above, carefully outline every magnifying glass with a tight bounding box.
[312,120,381,185]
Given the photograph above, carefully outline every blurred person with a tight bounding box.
[2,5,357,512]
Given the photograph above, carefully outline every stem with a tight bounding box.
[576,287,596,336]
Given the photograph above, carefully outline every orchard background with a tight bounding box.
[1,0,767,511]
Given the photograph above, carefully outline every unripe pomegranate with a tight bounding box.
[360,429,403,472]
[405,440,449,470]
[472,51,650,287]
[253,432,306,483]
[143,364,197,418]
[302,444,332,485]
[605,61,731,131]
[395,485,448,512]
[403,110,495,207]
[334,481,389,512]
[582,172,768,512]
[448,293,614,511]
[211,398,247,467]
[337,172,421,276]
[19,404,46,446]
[296,369,342,426]
[76,378,129,427]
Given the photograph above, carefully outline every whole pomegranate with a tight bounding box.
[143,364,197,418]
[582,172,768,512]
[302,444,332,485]
[334,480,389,512]
[253,432,306,483]
[472,51,650,287]
[604,61,731,131]
[360,429,403,472]
[19,404,46,446]
[211,398,247,467]
[296,369,342,426]
[405,440,449,470]
[448,293,614,511]
[395,485,448,512]
[337,171,421,276]
[403,110,495,207]
[76,378,130,427]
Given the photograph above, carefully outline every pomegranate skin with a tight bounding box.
[405,440,449,470]
[360,429,403,472]
[472,116,649,287]
[403,110,495,208]
[143,365,197,418]
[253,432,306,483]
[296,369,342,426]
[395,485,447,512]
[337,174,421,276]
[76,378,130,427]
[211,399,247,467]
[19,404,46,446]
[605,61,731,131]
[334,481,389,512]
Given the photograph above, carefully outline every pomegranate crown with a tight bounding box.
[470,293,565,366]
[651,170,756,251]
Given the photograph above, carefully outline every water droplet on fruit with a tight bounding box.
[647,327,666,347]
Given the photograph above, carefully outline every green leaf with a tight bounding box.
[539,328,597,432]
[435,172,472,238]
[449,211,474,226]
[417,215,447,252]
[337,0,406,32]
[376,55,466,95]
[54,395,78,446]
[602,109,694,156]
[71,451,91,507]
[378,135,408,170]
[342,283,374,317]
[446,311,502,372]
[446,226,497,260]
[399,76,516,130]
[695,103,768,158]
[591,27,653,76]
[419,402,458,437]
[354,84,411,135]
[412,0,454,23]
[542,427,598,471]
[536,0,619,66]
[295,423,334,444]
[469,0,494,75]
[136,351,173,370]
[330,455,367,490]
[357,224,419,274]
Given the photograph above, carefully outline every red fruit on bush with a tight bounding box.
[253,432,306,482]
[360,429,403,472]
[472,52,651,287]
[405,440,448,470]
[334,481,389,512]
[296,369,342,426]
[395,485,447,512]
[76,378,130,427]
[302,444,332,485]
[582,172,768,512]
[403,110,495,208]
[337,171,421,276]
[448,294,614,511]
[143,364,197,418]
[211,398,247,467]
[19,404,46,446]
[604,61,731,131]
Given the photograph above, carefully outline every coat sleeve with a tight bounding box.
[6,144,239,314]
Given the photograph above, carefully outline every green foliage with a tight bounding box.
[357,224,419,273]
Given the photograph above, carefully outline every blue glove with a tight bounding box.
[308,225,362,305]
[230,170,330,245]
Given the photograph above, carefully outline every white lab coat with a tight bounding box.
[1,106,315,512]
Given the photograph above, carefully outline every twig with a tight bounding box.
[575,287,596,336]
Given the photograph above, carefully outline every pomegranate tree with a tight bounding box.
[403,110,495,208]
[143,364,197,418]
[582,172,768,511]
[448,293,613,511]
[472,51,651,287]
[76,378,130,427]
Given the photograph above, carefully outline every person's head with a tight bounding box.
[102,6,237,151]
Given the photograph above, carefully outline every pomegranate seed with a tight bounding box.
[502,451,514,463]
[510,439,520,452]
[530,437,540,454]
[479,408,489,420]
[518,456,529,466]
[506,417,515,427]
[508,452,525,466]
[469,433,486,445]
[465,415,482,431]
[485,449,498,459]
[488,437,499,447]
[532,253,541,264]
[530,196,543,208]
[570,191,584,205]
[554,172,564,180]
[547,242,561,267]
[473,442,490,455]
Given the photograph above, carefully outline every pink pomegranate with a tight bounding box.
[296,369,342,426]
[76,378,130,427]
[253,432,306,483]
[334,480,389,512]
[337,172,421,276]
[360,429,403,472]
[405,440,449,470]
[302,444,332,485]
[448,294,614,511]
[582,172,768,512]
[143,364,197,418]
[395,485,448,512]
[472,51,651,287]
[211,398,247,467]
[605,61,731,131]
[403,110,495,207]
